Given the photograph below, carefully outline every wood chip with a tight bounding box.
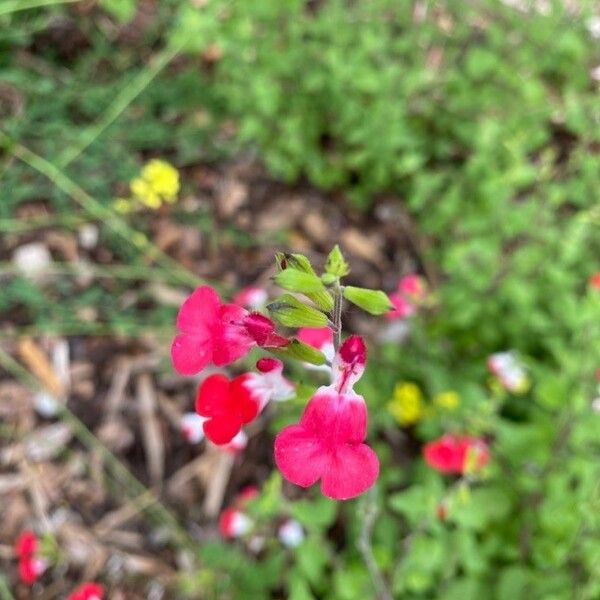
[18,337,64,397]
[136,374,165,487]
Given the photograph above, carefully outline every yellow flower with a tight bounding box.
[141,159,180,204]
[129,160,180,210]
[433,391,460,411]
[388,382,424,426]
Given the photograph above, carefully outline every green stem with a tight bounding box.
[0,0,81,16]
[332,285,343,352]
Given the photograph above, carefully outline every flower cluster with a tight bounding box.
[423,434,489,475]
[114,159,180,213]
[171,248,389,500]
[14,530,46,585]
[388,383,460,427]
[388,382,425,426]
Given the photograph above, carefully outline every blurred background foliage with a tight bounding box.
[1,0,600,598]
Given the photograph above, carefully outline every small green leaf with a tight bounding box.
[343,286,392,315]
[275,270,326,294]
[268,294,329,327]
[100,0,136,23]
[325,245,350,277]
[271,339,327,365]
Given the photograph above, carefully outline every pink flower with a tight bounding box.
[423,435,489,474]
[68,582,104,600]
[274,336,379,500]
[298,327,335,363]
[195,374,260,444]
[385,292,416,320]
[590,272,600,290]
[171,286,254,376]
[385,273,427,320]
[398,274,426,300]
[233,286,268,309]
[219,508,253,538]
[243,313,289,348]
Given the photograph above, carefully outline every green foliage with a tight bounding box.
[343,286,392,315]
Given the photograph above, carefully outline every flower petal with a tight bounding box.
[195,374,232,418]
[230,374,261,424]
[203,415,243,445]
[274,425,327,488]
[320,443,379,500]
[171,333,212,375]
[176,286,220,333]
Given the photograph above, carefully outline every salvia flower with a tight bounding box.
[388,382,425,426]
[589,272,600,290]
[275,336,379,500]
[423,434,489,475]
[171,286,254,375]
[385,273,427,320]
[278,519,305,548]
[68,583,104,600]
[488,351,530,394]
[219,508,253,538]
[15,530,46,586]
[195,359,293,445]
[195,374,260,444]
[233,286,269,309]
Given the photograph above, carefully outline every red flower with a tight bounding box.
[171,286,254,375]
[18,557,46,585]
[68,582,104,600]
[15,530,46,586]
[219,508,253,538]
[298,327,334,357]
[274,336,379,500]
[15,530,37,558]
[590,272,600,290]
[423,434,489,474]
[195,374,260,444]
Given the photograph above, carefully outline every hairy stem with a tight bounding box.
[358,486,393,600]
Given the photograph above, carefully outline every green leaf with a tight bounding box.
[343,286,392,315]
[275,270,326,294]
[296,538,330,586]
[325,245,350,277]
[290,497,337,530]
[268,295,329,328]
[271,339,327,365]
[100,0,136,23]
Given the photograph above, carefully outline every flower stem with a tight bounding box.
[358,485,393,600]
[332,285,343,353]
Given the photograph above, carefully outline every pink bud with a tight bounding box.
[243,313,289,348]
